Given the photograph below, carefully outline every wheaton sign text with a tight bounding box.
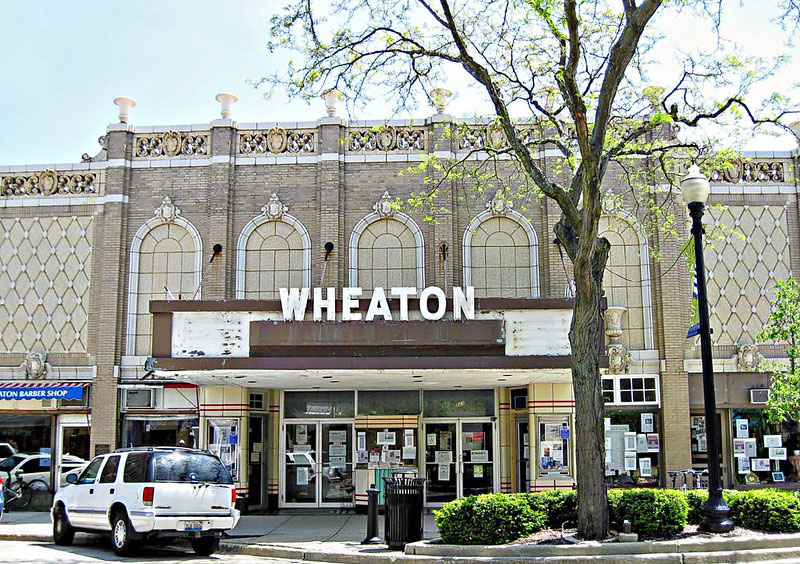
[279,286,475,321]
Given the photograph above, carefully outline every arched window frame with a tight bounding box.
[235,212,312,299]
[348,192,425,290]
[125,197,202,356]
[600,209,654,350]
[462,207,540,297]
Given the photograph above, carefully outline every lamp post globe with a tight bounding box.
[681,164,734,533]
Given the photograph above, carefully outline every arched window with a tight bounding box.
[126,197,202,356]
[235,193,311,299]
[599,212,653,350]
[349,191,424,292]
[463,192,539,298]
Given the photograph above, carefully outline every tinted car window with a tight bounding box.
[123,452,149,483]
[153,452,232,484]
[78,457,104,484]
[20,457,45,473]
[0,455,24,471]
[99,455,120,483]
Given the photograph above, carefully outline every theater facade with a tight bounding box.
[0,95,798,509]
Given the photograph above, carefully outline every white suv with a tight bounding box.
[51,447,240,556]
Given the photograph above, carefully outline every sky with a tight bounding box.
[0,1,797,166]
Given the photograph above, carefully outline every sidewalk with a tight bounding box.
[0,511,441,561]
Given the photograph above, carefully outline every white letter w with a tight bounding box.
[279,288,309,321]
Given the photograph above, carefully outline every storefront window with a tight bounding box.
[537,416,571,478]
[730,408,800,486]
[121,416,198,448]
[357,391,420,415]
[604,409,660,487]
[356,428,417,468]
[0,414,51,455]
[284,391,354,418]
[423,389,495,417]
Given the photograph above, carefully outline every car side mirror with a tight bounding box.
[66,474,77,484]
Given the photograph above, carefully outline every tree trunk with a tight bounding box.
[570,242,610,541]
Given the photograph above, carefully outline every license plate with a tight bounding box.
[183,520,203,531]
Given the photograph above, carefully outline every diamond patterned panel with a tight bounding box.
[706,205,790,345]
[0,216,93,353]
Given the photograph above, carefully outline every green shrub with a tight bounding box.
[685,489,741,525]
[434,493,547,544]
[610,489,688,537]
[686,490,707,525]
[732,490,800,533]
[538,490,578,529]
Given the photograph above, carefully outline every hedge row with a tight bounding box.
[687,489,800,533]
[434,488,800,544]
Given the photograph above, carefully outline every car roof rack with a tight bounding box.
[113,446,210,454]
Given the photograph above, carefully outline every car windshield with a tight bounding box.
[152,452,233,484]
[0,455,24,471]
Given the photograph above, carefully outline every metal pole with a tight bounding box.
[689,201,734,533]
[361,484,381,544]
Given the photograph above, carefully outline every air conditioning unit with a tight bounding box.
[124,388,155,409]
[750,388,770,404]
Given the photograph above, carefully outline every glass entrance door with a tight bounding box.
[320,423,354,504]
[247,415,266,510]
[516,421,530,492]
[424,420,495,504]
[55,415,90,492]
[424,422,457,503]
[283,421,354,507]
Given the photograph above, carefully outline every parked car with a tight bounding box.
[51,447,239,556]
[0,453,85,487]
[0,443,17,460]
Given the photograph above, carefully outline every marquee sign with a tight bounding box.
[279,286,475,322]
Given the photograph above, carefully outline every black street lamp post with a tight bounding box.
[681,164,734,533]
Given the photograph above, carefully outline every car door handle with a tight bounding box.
[110,488,114,494]
[89,488,94,494]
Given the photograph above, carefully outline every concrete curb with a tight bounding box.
[406,533,800,558]
[5,529,800,563]
[0,532,51,543]
[221,533,800,563]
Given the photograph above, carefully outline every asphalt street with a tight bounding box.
[0,540,317,563]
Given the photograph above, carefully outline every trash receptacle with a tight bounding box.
[382,475,425,550]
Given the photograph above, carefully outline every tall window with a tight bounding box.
[236,194,311,299]
[599,214,652,350]
[463,196,539,298]
[349,191,425,292]
[469,217,533,297]
[357,218,418,291]
[126,197,201,356]
[242,221,306,298]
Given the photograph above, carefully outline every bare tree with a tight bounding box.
[265,0,797,539]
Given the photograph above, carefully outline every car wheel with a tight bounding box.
[53,506,75,546]
[190,537,220,556]
[111,511,135,556]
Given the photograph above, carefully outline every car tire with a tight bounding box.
[190,537,220,556]
[111,511,135,556]
[53,506,75,546]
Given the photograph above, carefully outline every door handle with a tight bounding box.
[89,488,94,494]
[110,488,115,494]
